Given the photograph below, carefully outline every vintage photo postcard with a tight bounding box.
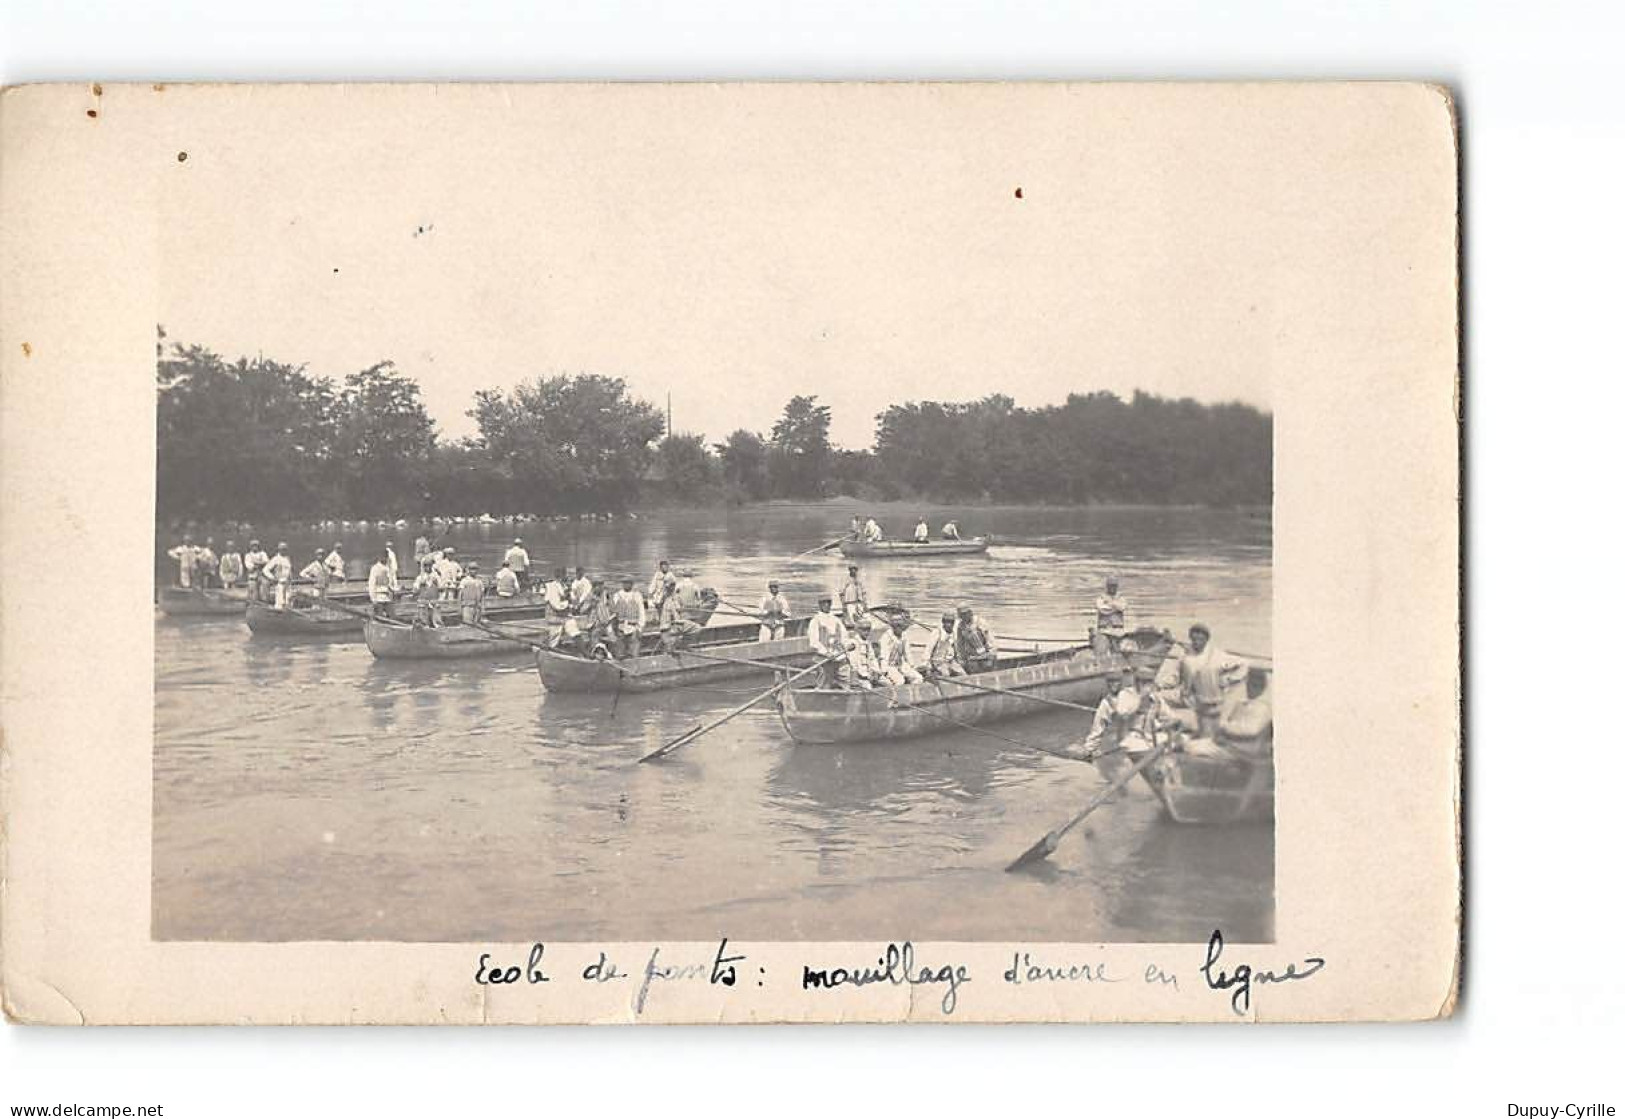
[0,81,1459,1024]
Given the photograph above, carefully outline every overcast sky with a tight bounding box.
[160,85,1280,449]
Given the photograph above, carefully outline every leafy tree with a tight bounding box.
[768,395,833,498]
[471,373,664,513]
[331,361,437,516]
[657,433,717,500]
[714,429,771,500]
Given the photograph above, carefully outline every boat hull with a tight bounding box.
[244,599,376,637]
[776,647,1116,744]
[837,537,990,558]
[157,586,249,616]
[537,619,814,693]
[1098,747,1275,824]
[365,600,718,661]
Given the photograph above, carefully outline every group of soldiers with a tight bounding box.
[848,514,963,544]
[166,534,337,610]
[551,557,712,658]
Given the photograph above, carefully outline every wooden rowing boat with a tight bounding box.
[365,598,720,661]
[246,590,549,639]
[536,617,814,693]
[836,537,990,558]
[775,645,1117,745]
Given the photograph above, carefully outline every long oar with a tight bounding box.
[930,672,1102,716]
[468,616,560,652]
[792,536,845,559]
[638,655,837,764]
[672,647,807,673]
[1006,737,1172,872]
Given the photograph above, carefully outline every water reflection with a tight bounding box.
[154,504,1271,942]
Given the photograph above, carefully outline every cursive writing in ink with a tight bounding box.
[1200,929,1323,1017]
[801,941,969,1015]
[474,942,551,985]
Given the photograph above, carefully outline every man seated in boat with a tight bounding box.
[218,541,244,590]
[758,581,790,642]
[262,544,293,609]
[494,560,521,599]
[952,604,998,674]
[412,558,442,628]
[612,576,648,659]
[572,578,617,656]
[1082,663,1181,760]
[807,596,854,689]
[295,548,332,607]
[1211,666,1273,759]
[839,565,867,625]
[657,575,704,653]
[542,566,571,617]
[863,516,884,543]
[922,611,964,677]
[941,520,961,541]
[846,617,882,688]
[673,569,706,615]
[324,543,347,584]
[458,562,487,625]
[166,534,200,589]
[913,517,929,542]
[368,551,396,619]
[877,614,924,686]
[1171,622,1244,738]
[1093,576,1128,654]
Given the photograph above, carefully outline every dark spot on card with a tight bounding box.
[1014,187,1023,199]
[21,342,32,358]
[86,110,98,120]
[177,152,188,162]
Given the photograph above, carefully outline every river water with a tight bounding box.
[153,503,1272,943]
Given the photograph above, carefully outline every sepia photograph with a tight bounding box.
[148,85,1274,948]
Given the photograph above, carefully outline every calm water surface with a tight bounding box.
[153,503,1272,942]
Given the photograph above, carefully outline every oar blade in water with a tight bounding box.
[1006,832,1060,872]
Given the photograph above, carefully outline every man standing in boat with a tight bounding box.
[570,566,593,612]
[368,551,396,619]
[412,558,441,628]
[863,515,884,543]
[166,534,201,588]
[298,548,332,605]
[262,543,293,610]
[1175,622,1244,738]
[839,565,867,626]
[923,610,964,677]
[612,576,647,659]
[647,559,674,608]
[457,562,486,625]
[383,540,400,591]
[504,538,531,590]
[758,580,791,642]
[913,517,930,543]
[584,578,618,656]
[808,595,854,688]
[1094,576,1128,654]
[196,537,219,588]
[218,541,244,590]
[953,604,998,673]
[324,543,347,584]
[243,539,269,594]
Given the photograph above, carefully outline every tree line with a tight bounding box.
[157,331,1271,522]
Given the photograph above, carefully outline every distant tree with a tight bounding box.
[768,395,833,498]
[157,341,337,521]
[471,373,665,513]
[714,429,771,500]
[331,361,437,516]
[657,433,717,500]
